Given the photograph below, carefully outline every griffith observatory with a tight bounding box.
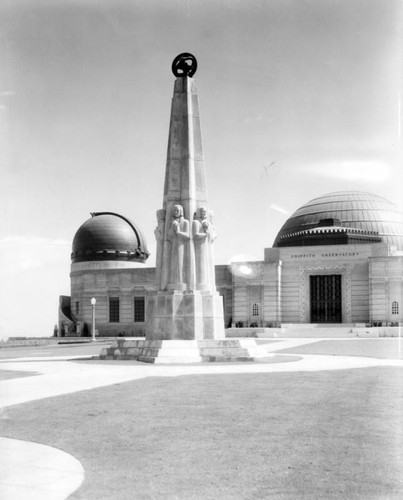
[58,56,403,338]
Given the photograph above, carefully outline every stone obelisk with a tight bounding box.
[99,54,264,362]
[146,53,225,340]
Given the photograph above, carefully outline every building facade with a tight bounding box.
[59,191,403,336]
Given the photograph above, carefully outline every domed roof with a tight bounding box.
[273,191,403,249]
[72,212,149,263]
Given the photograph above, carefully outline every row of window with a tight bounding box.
[75,298,399,323]
[115,301,259,321]
[252,302,402,317]
[109,297,145,323]
[250,302,401,317]
[75,297,145,323]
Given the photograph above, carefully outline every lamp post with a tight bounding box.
[91,297,96,341]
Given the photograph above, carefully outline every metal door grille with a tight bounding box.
[310,275,342,323]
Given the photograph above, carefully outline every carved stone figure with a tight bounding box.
[154,209,166,288]
[167,205,190,287]
[207,209,217,287]
[193,206,216,289]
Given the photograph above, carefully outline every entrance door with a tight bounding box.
[310,275,342,323]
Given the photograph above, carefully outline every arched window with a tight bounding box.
[392,301,399,315]
[252,303,259,316]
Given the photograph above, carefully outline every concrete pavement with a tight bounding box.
[0,437,84,500]
[1,339,403,499]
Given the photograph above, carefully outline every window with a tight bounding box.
[134,297,145,322]
[392,301,399,315]
[75,301,79,315]
[252,303,259,316]
[109,297,120,322]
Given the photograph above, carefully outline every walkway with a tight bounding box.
[0,437,84,500]
[1,339,402,499]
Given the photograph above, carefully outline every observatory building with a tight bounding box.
[59,190,403,336]
[58,54,403,336]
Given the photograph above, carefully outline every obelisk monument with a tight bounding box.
[99,54,264,361]
[146,53,225,340]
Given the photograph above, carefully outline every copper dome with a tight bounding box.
[273,191,403,249]
[71,212,149,263]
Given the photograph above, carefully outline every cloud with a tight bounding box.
[0,236,71,272]
[301,160,391,182]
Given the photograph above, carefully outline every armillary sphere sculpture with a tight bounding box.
[171,53,198,77]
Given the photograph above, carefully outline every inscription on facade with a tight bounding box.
[291,252,359,259]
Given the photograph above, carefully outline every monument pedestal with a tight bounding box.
[99,338,271,363]
[145,290,225,340]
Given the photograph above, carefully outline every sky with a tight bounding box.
[0,0,401,339]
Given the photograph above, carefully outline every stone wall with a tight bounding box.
[215,265,233,327]
[70,263,155,336]
[66,243,402,332]
[232,262,264,326]
[233,243,392,325]
[369,255,403,324]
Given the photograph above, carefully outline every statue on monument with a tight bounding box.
[154,209,166,288]
[193,206,217,290]
[207,209,217,287]
[167,204,190,288]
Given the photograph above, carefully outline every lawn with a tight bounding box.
[2,366,403,499]
[276,338,403,359]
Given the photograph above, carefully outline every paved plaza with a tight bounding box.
[1,338,402,499]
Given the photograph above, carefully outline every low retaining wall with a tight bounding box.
[226,328,283,338]
[226,326,402,338]
[0,336,117,347]
[352,327,402,338]
[1,337,61,347]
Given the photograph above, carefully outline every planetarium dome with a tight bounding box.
[71,212,149,263]
[273,191,403,250]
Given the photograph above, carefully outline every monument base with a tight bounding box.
[99,339,271,363]
[145,290,225,340]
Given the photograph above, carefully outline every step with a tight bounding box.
[201,356,254,362]
[139,355,203,364]
[99,339,265,363]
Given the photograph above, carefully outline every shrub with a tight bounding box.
[81,323,90,337]
[371,320,383,327]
